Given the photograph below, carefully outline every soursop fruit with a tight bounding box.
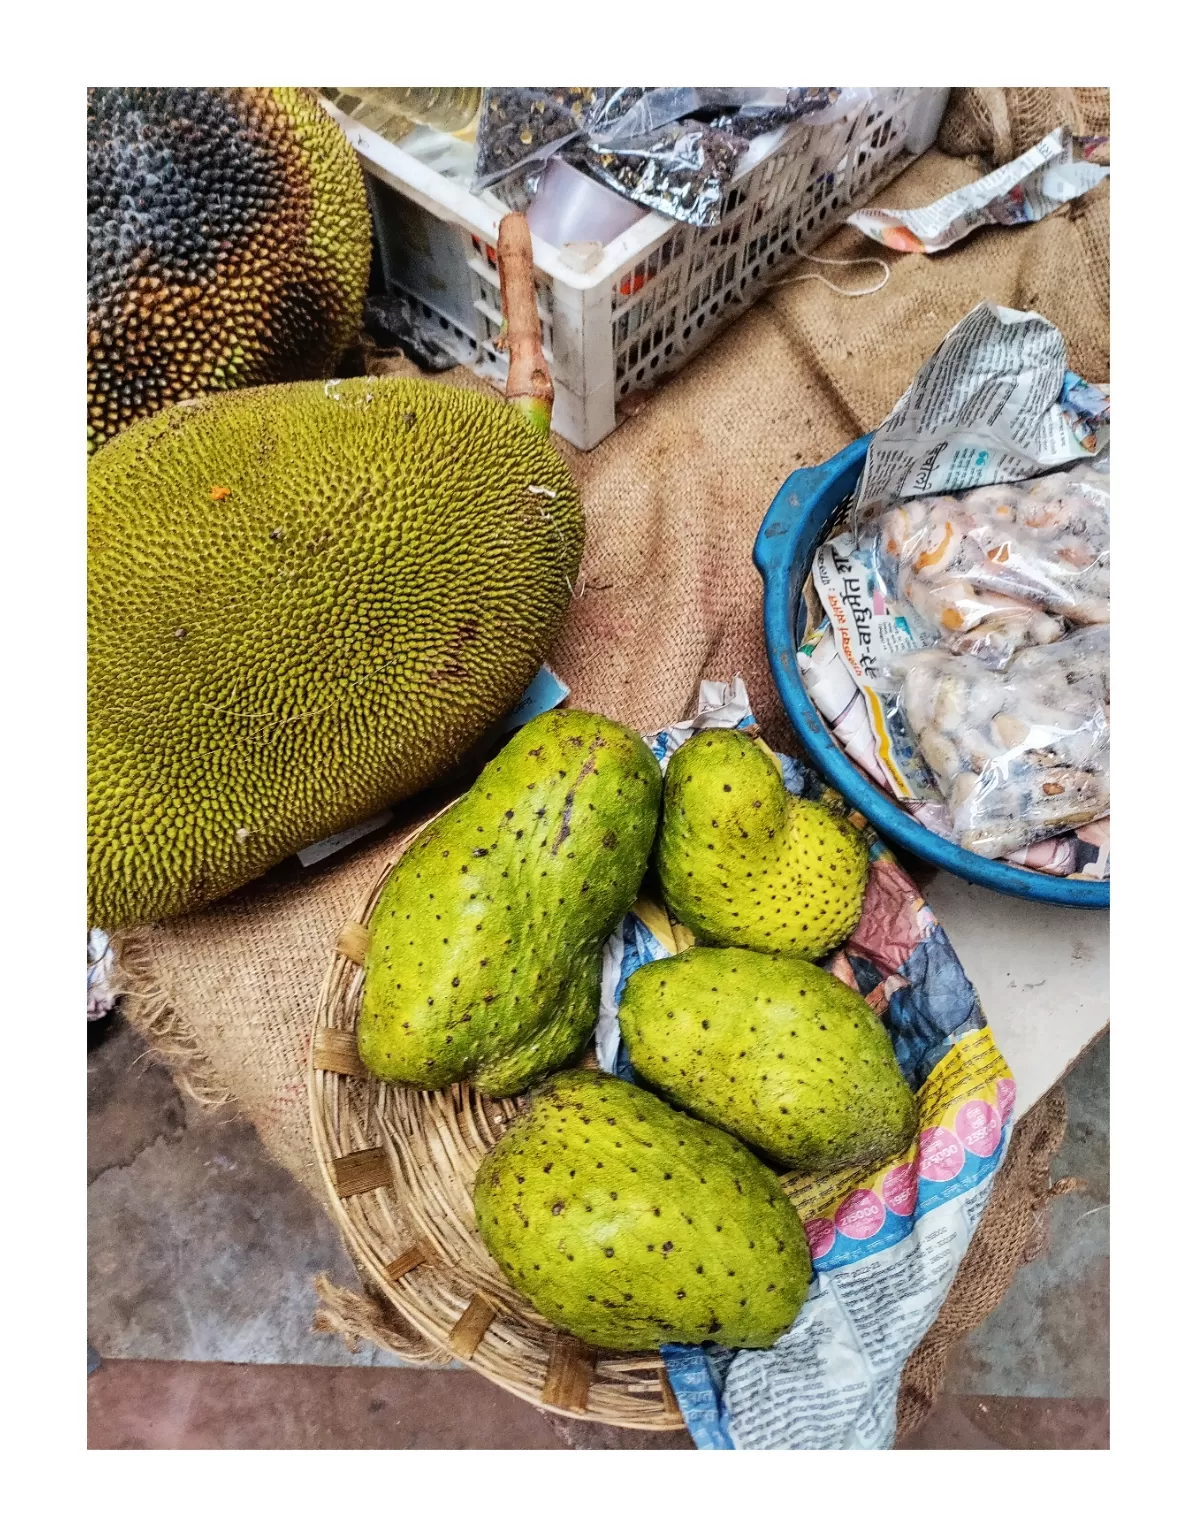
[359,710,661,1096]
[656,729,868,960]
[619,946,916,1173]
[474,1070,811,1350]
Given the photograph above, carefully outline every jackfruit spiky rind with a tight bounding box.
[656,729,869,961]
[620,946,917,1173]
[87,377,583,931]
[358,710,660,1096]
[474,1070,811,1351]
[87,87,371,451]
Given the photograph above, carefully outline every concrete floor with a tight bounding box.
[87,1013,1109,1448]
[944,1030,1109,1400]
[88,1018,390,1369]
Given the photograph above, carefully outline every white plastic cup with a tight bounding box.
[525,157,644,249]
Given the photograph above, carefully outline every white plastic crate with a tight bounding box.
[328,89,949,450]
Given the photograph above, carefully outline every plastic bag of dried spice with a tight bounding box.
[474,87,874,226]
[472,88,601,192]
[472,86,746,224]
[583,87,870,148]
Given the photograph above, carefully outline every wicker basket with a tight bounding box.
[308,808,686,1429]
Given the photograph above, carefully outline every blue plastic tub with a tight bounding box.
[753,435,1109,908]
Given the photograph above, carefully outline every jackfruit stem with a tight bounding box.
[497,213,553,437]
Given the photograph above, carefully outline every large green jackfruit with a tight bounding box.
[87,378,582,931]
[359,710,660,1096]
[656,729,869,960]
[474,1071,811,1351]
[87,87,371,452]
[619,946,917,1173]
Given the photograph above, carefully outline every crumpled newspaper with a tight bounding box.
[854,302,1110,516]
[88,929,117,1022]
[847,126,1109,254]
[597,680,1013,1449]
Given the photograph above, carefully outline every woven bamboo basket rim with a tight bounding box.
[308,801,687,1430]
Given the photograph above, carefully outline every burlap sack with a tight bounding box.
[113,88,1108,1424]
[938,85,1110,166]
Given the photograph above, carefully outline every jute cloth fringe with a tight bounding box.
[893,1085,1074,1443]
[311,1274,454,1367]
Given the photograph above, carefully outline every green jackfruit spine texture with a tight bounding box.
[87,377,582,930]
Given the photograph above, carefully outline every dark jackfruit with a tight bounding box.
[87,87,370,452]
[87,377,582,931]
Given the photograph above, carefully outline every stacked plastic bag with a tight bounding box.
[803,304,1111,880]
[876,466,1110,859]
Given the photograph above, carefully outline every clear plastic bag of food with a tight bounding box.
[473,89,606,192]
[872,461,1110,669]
[886,626,1110,859]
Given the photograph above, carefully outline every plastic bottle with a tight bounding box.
[320,88,481,145]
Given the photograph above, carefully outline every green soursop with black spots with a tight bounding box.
[473,1070,811,1350]
[359,710,661,1096]
[656,729,868,960]
[619,946,916,1173]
